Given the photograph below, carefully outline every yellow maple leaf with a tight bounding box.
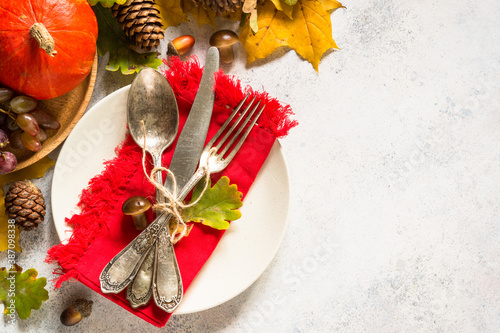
[0,156,55,253]
[0,157,55,189]
[157,0,189,28]
[240,0,344,71]
[0,204,20,253]
[269,0,294,19]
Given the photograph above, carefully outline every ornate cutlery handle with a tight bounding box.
[100,155,166,294]
[152,228,183,312]
[100,213,170,293]
[126,245,155,308]
[100,166,206,294]
[126,154,167,307]
[150,166,207,311]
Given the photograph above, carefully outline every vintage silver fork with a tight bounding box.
[152,94,265,312]
[100,94,265,312]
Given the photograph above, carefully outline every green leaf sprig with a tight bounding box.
[182,176,243,230]
[0,264,49,320]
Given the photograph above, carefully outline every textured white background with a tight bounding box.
[3,0,500,331]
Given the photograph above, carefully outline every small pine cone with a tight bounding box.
[192,0,243,14]
[111,0,165,50]
[5,181,45,231]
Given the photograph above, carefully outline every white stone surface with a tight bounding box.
[3,0,500,331]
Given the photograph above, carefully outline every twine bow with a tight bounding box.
[140,121,211,244]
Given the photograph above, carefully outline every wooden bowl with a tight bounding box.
[7,55,98,171]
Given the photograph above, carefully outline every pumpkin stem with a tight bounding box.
[30,23,57,57]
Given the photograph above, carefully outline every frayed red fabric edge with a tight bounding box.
[162,56,298,138]
[45,136,143,287]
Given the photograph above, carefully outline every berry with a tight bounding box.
[9,131,24,149]
[16,113,39,136]
[0,89,61,163]
[10,95,37,114]
[20,132,42,152]
[6,117,19,131]
[0,129,8,149]
[0,151,17,174]
[30,108,60,130]
[0,113,7,126]
[0,87,13,103]
[35,128,47,142]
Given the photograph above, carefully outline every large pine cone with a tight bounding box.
[111,0,165,50]
[192,0,243,14]
[5,181,45,231]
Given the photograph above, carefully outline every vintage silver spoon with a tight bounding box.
[99,68,179,307]
[126,68,179,308]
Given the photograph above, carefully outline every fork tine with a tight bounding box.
[215,96,257,151]
[219,101,261,157]
[224,104,265,163]
[205,94,250,148]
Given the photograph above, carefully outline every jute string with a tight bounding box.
[140,121,211,244]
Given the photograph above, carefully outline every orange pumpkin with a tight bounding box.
[0,0,98,100]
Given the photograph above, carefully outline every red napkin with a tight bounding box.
[46,57,297,327]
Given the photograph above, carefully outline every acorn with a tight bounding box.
[60,299,93,326]
[172,35,195,55]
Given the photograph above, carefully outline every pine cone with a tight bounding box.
[5,181,45,231]
[111,0,165,50]
[192,0,243,14]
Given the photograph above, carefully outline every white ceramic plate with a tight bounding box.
[51,86,290,314]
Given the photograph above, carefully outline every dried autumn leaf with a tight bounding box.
[92,3,162,74]
[269,0,294,19]
[180,0,216,26]
[0,208,20,253]
[169,220,193,238]
[0,265,49,320]
[182,176,243,230]
[0,156,55,253]
[243,0,259,33]
[157,0,189,28]
[222,8,243,21]
[0,156,55,189]
[240,0,343,71]
[88,0,127,7]
[249,9,259,34]
[243,0,257,13]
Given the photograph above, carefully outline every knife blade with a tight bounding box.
[151,46,220,312]
[167,46,219,191]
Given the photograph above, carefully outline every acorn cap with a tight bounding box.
[166,40,180,57]
[74,299,93,318]
[122,196,151,215]
[209,30,239,48]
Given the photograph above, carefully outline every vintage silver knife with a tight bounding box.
[151,46,219,312]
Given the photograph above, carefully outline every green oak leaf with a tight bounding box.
[0,265,49,320]
[88,0,127,8]
[182,176,243,230]
[92,4,162,75]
